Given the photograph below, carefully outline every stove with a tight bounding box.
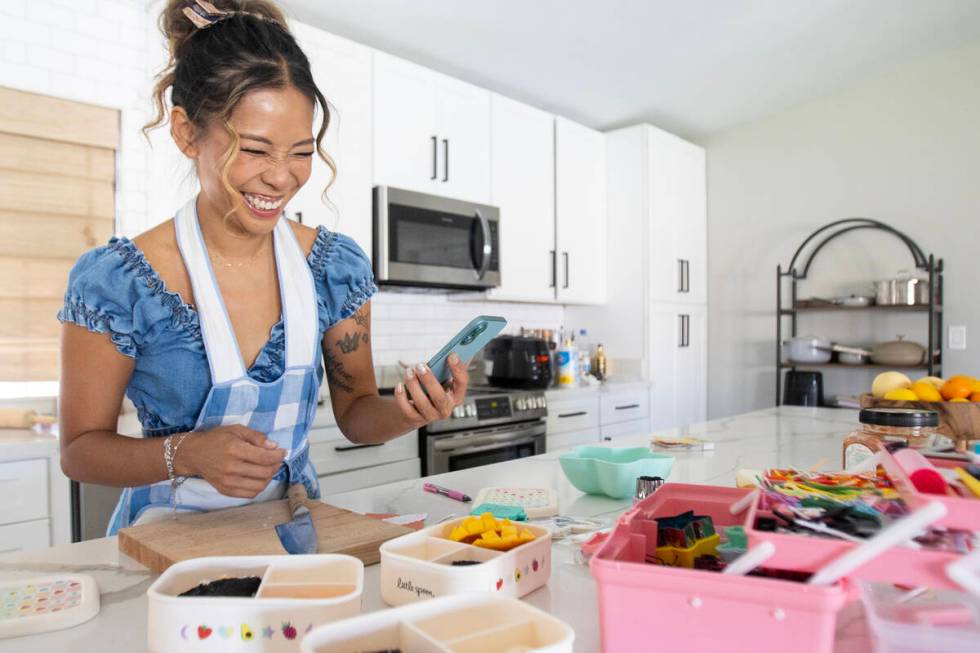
[420,385,548,475]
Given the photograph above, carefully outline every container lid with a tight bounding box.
[859,407,939,427]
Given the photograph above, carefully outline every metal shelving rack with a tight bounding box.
[776,218,944,406]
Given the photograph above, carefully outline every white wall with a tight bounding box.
[705,39,980,419]
[0,0,153,236]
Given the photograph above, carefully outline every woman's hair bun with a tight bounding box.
[160,0,290,63]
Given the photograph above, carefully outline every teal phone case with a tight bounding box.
[427,316,507,384]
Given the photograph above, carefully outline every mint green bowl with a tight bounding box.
[558,446,675,499]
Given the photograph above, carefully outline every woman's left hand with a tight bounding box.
[395,352,469,427]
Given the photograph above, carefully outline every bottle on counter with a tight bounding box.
[842,407,939,470]
[577,329,592,379]
[557,337,578,387]
[593,344,608,382]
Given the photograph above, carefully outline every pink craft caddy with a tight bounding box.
[590,484,849,653]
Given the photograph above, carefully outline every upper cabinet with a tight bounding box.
[555,116,607,305]
[289,22,374,259]
[485,94,555,302]
[647,126,707,304]
[373,52,491,204]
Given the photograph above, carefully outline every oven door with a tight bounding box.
[426,421,545,475]
[374,186,500,289]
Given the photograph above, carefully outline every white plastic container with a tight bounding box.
[379,516,552,606]
[301,594,574,653]
[146,555,363,652]
[859,581,980,653]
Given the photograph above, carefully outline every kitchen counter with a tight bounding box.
[0,406,877,651]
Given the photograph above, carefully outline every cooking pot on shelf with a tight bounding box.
[782,335,833,364]
[874,271,930,306]
[868,336,927,366]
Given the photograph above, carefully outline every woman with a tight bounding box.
[58,0,468,534]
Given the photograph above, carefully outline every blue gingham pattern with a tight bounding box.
[106,199,322,535]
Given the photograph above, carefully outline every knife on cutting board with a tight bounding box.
[275,483,318,555]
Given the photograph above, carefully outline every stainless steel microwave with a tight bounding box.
[373,186,500,289]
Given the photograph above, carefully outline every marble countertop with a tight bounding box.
[0,427,59,461]
[0,406,878,651]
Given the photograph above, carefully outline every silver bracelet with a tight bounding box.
[164,433,189,510]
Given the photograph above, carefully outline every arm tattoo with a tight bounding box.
[324,348,354,393]
[337,331,361,354]
[352,306,370,328]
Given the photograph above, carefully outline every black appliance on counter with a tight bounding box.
[483,335,552,389]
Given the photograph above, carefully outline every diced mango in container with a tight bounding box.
[481,513,498,532]
[449,525,469,542]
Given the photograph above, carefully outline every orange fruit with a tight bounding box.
[940,377,974,401]
[971,391,980,402]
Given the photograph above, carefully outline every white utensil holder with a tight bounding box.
[146,554,363,652]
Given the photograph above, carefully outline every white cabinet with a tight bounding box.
[600,418,650,443]
[485,94,555,302]
[290,23,374,259]
[647,126,707,304]
[547,428,598,453]
[373,51,490,204]
[555,117,607,305]
[0,520,50,554]
[648,303,707,431]
[565,124,707,432]
[545,393,600,437]
[0,459,48,524]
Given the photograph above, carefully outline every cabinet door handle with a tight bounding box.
[678,259,685,292]
[615,403,640,410]
[550,250,556,288]
[684,259,690,293]
[431,136,438,180]
[442,138,449,182]
[563,251,570,289]
[334,443,383,452]
[678,314,690,348]
[558,411,587,419]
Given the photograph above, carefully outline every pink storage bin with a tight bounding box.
[880,449,979,531]
[743,481,965,590]
[591,483,849,653]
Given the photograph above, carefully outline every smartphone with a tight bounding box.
[427,316,507,384]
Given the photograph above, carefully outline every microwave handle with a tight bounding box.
[475,209,492,280]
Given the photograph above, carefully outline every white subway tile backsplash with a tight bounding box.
[0,0,27,18]
[26,2,73,28]
[29,44,75,73]
[3,41,26,64]
[0,16,50,45]
[49,27,100,57]
[75,14,119,40]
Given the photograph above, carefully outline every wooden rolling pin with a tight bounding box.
[0,409,56,429]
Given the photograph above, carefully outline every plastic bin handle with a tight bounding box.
[946,548,980,597]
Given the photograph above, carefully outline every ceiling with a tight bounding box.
[279,0,980,141]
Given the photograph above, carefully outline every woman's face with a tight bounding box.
[177,85,316,235]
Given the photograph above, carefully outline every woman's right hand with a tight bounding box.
[176,425,286,498]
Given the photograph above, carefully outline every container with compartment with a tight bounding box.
[146,554,363,652]
[860,580,980,653]
[379,516,551,606]
[591,483,850,653]
[301,594,574,653]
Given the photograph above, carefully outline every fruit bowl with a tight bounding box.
[559,446,674,499]
[859,394,980,449]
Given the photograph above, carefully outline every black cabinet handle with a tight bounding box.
[431,136,438,180]
[678,259,690,293]
[615,404,640,410]
[685,259,690,293]
[678,314,690,348]
[563,251,569,289]
[550,250,556,288]
[558,411,587,419]
[442,138,449,182]
[334,443,383,452]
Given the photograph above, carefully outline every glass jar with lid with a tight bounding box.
[842,407,939,470]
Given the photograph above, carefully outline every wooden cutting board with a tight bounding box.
[117,499,411,573]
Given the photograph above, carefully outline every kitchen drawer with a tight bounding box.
[0,519,49,554]
[600,418,650,443]
[318,458,421,495]
[309,429,419,475]
[600,391,650,426]
[546,396,600,436]
[547,427,600,453]
[0,459,48,524]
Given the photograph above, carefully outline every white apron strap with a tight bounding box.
[174,198,246,384]
[273,218,319,369]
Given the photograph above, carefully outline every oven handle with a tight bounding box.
[433,424,545,452]
[436,436,540,457]
[475,209,492,280]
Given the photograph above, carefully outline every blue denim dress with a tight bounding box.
[58,212,376,535]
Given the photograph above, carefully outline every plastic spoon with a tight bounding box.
[723,541,776,575]
[807,502,947,586]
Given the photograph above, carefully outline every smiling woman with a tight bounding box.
[56,0,469,536]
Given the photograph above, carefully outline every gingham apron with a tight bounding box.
[107,197,321,534]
